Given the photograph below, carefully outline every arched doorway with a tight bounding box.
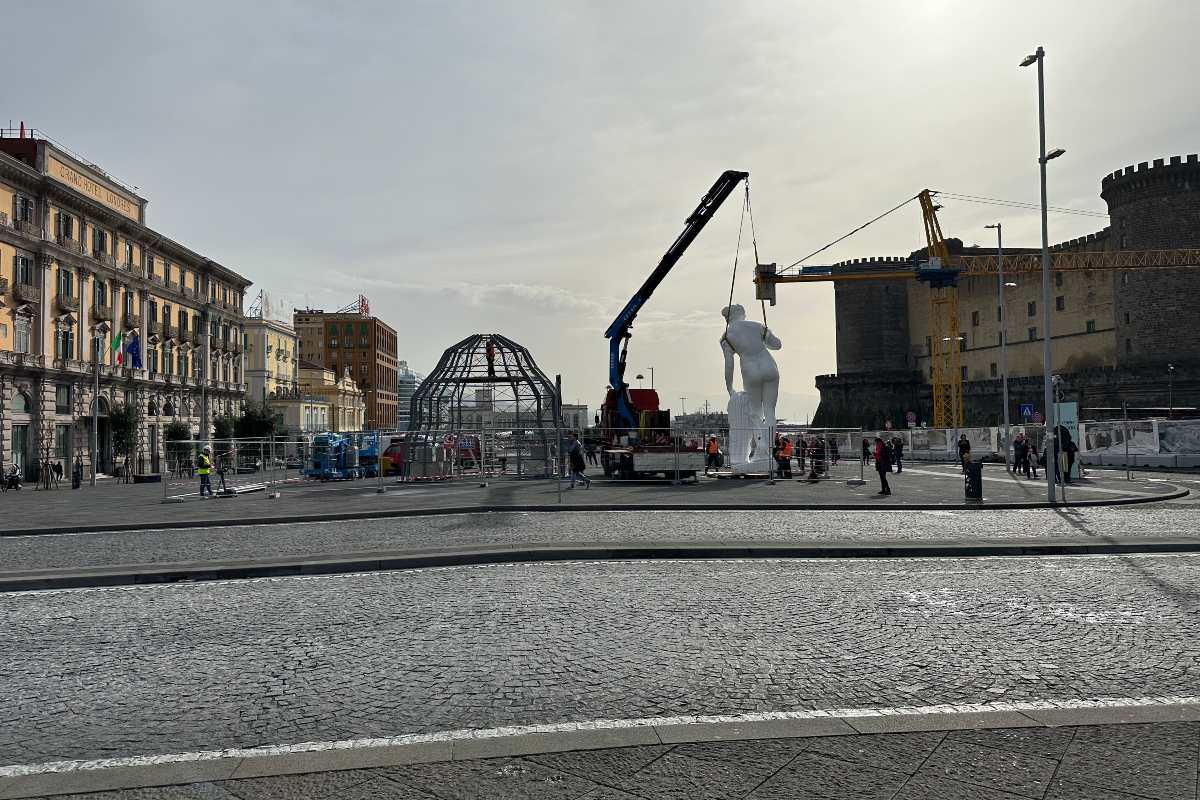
[10,390,32,479]
[88,395,113,475]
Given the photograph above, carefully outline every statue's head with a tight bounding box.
[721,304,745,322]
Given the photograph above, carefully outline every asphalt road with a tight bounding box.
[2,549,1198,769]
[4,503,1200,574]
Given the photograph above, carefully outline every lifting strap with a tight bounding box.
[722,182,769,344]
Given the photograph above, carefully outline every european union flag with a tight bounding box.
[125,333,143,370]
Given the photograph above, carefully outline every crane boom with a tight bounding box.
[604,170,749,429]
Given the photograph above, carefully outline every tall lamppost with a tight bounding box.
[985,223,1013,462]
[1167,363,1175,418]
[635,373,644,389]
[645,366,655,390]
[1021,45,1066,504]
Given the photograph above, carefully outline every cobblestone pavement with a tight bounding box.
[3,504,1200,574]
[0,462,1184,534]
[28,721,1200,799]
[2,554,1199,769]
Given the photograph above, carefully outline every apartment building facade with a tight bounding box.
[0,131,250,477]
[294,309,397,429]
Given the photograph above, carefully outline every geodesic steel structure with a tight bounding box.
[408,334,561,477]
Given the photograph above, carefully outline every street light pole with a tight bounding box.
[1167,363,1175,418]
[647,367,655,390]
[986,224,1011,462]
[91,328,102,486]
[1022,45,1062,505]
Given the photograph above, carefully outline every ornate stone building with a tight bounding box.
[0,130,250,477]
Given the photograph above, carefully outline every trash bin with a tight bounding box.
[964,460,983,501]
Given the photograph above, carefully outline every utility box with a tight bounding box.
[964,461,983,501]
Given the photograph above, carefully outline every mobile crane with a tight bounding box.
[599,170,748,477]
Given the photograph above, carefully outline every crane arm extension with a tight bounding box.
[604,170,749,427]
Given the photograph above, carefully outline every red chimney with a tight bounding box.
[18,121,25,138]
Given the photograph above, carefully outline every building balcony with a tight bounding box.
[0,277,9,296]
[91,303,114,322]
[163,323,177,341]
[231,339,243,354]
[14,219,40,238]
[94,251,116,268]
[124,313,142,331]
[128,263,145,279]
[14,283,40,305]
[56,294,80,314]
[191,331,202,348]
[56,234,84,254]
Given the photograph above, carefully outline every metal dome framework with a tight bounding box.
[408,334,561,477]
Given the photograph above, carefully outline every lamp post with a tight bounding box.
[645,367,655,390]
[985,223,1012,463]
[1167,363,1175,418]
[1021,45,1065,504]
[635,373,644,389]
[679,396,687,416]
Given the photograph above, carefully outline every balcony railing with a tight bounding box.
[191,331,202,348]
[91,303,113,322]
[56,294,80,314]
[14,283,40,304]
[149,272,164,284]
[0,277,8,295]
[123,313,142,331]
[163,323,177,341]
[94,251,116,268]
[56,234,84,254]
[14,219,40,237]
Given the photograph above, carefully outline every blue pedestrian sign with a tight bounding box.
[1019,403,1035,419]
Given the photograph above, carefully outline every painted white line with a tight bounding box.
[2,694,1197,779]
[901,467,1163,498]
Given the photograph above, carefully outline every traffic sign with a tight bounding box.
[1019,403,1035,419]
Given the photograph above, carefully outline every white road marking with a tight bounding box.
[2,694,1196,779]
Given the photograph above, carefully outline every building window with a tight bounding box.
[1028,327,1037,341]
[990,363,998,378]
[92,228,108,256]
[958,338,966,352]
[57,268,74,298]
[961,366,968,381]
[178,349,187,376]
[971,310,979,327]
[56,212,74,240]
[149,300,158,322]
[1027,301,1036,317]
[124,290,134,318]
[1122,273,1129,286]
[164,343,174,375]
[1126,338,1132,353]
[14,317,29,353]
[55,325,75,361]
[178,309,188,333]
[148,347,158,375]
[1055,272,1064,288]
[1055,295,1065,311]
[14,195,34,223]
[55,424,71,459]
[94,280,108,308]
[15,255,34,285]
[1086,319,1096,333]
[56,385,71,414]
[125,241,134,267]
[1124,311,1130,324]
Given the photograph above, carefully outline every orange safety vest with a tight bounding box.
[706,439,719,454]
[780,440,794,458]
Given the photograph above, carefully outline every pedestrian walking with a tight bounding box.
[829,437,840,466]
[891,436,904,474]
[862,437,871,466]
[874,436,892,495]
[584,439,598,466]
[565,432,591,488]
[1012,433,1027,478]
[775,436,793,479]
[958,434,971,473]
[197,446,214,497]
[1062,431,1079,484]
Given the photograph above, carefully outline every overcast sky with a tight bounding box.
[8,1,1199,419]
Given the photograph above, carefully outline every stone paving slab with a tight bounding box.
[12,719,1200,799]
[0,464,1185,535]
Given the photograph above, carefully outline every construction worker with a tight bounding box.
[705,435,722,474]
[776,436,794,479]
[197,445,214,497]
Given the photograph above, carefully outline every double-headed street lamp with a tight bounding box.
[1021,45,1066,504]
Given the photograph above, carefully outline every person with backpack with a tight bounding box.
[874,436,892,495]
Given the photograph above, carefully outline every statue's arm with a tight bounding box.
[721,338,735,395]
[764,328,782,351]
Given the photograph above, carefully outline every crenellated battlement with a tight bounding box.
[1049,227,1111,252]
[832,255,910,267]
[1101,154,1200,201]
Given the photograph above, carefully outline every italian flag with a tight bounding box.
[110,331,124,365]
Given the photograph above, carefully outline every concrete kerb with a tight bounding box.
[0,486,1188,538]
[6,534,1200,593]
[4,699,1199,799]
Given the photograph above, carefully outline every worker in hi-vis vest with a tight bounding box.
[197,445,214,497]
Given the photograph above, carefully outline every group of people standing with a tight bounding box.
[1008,429,1079,483]
[772,433,840,480]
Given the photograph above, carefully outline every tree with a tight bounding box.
[164,419,192,476]
[212,415,236,442]
[110,403,141,483]
[235,400,283,440]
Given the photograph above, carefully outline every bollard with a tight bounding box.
[964,459,984,502]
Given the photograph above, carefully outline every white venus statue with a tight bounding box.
[720,304,780,475]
